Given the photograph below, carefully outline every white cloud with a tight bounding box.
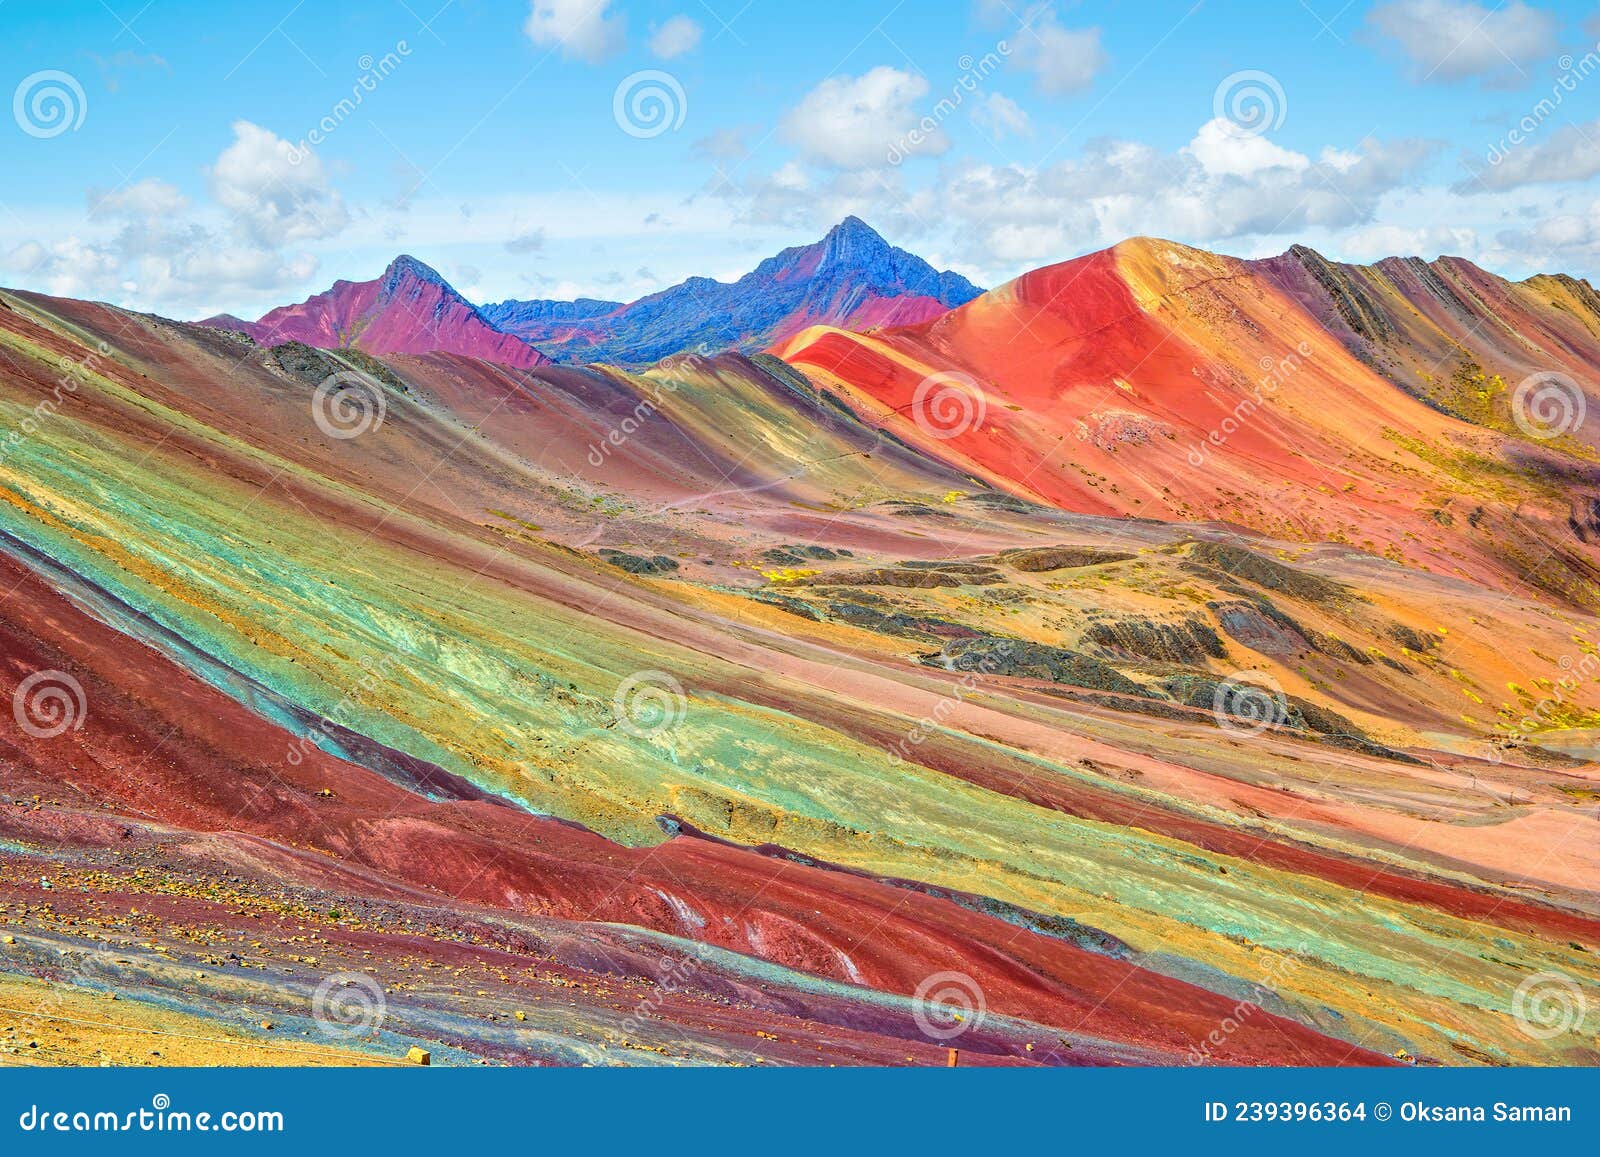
[722,120,1438,280]
[1185,118,1310,178]
[89,178,191,219]
[937,128,1435,259]
[782,67,947,169]
[1368,0,1558,87]
[1458,118,1600,191]
[1495,198,1600,266]
[524,0,625,63]
[1340,222,1481,260]
[649,15,702,59]
[5,213,318,312]
[972,92,1032,140]
[1010,8,1105,94]
[1,124,349,315]
[209,121,349,246]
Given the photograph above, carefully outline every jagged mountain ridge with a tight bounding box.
[480,216,983,365]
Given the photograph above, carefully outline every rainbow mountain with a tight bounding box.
[1,221,1598,1068]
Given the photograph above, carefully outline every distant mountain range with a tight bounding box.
[200,217,982,368]
[481,216,982,364]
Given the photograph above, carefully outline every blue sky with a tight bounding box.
[2,0,1599,317]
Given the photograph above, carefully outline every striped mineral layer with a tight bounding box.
[0,228,1598,1067]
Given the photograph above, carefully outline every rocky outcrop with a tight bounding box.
[1083,617,1226,664]
[1183,542,1348,603]
[761,544,855,565]
[827,601,983,641]
[924,637,1150,697]
[999,546,1136,572]
[1163,674,1360,738]
[800,565,1003,588]
[1208,600,1311,656]
[598,549,680,575]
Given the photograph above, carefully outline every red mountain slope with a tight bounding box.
[203,255,548,368]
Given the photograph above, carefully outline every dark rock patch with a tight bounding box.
[1184,542,1348,602]
[828,601,983,642]
[598,549,680,575]
[1083,617,1227,664]
[800,566,1003,588]
[1385,622,1437,652]
[1000,545,1136,572]
[760,544,852,565]
[924,637,1150,697]
[1209,600,1311,656]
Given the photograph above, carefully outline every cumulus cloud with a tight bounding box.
[1368,0,1558,87]
[524,0,625,63]
[1458,118,1600,191]
[1185,118,1309,178]
[1495,199,1600,266]
[649,15,702,59]
[1009,7,1105,94]
[721,119,1437,277]
[782,67,947,168]
[3,124,348,315]
[972,92,1032,140]
[210,121,349,246]
[89,178,191,220]
[6,200,317,310]
[1340,223,1481,260]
